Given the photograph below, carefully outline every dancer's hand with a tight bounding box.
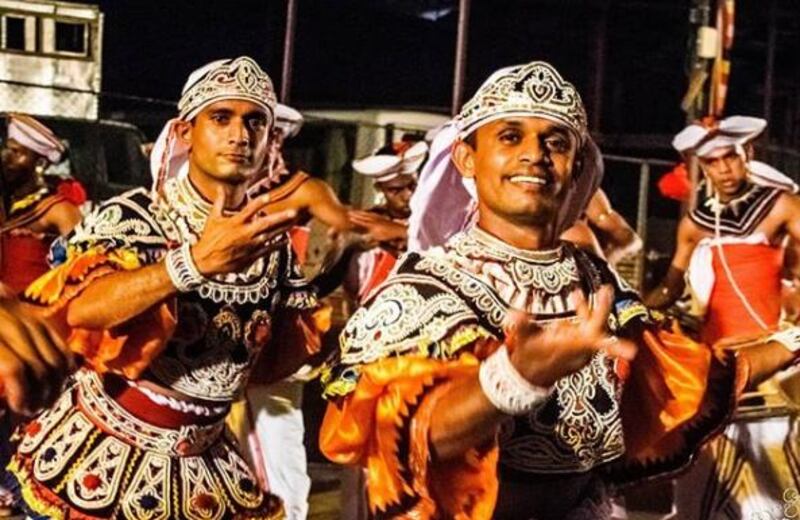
[0,298,73,415]
[348,210,407,244]
[504,285,637,387]
[192,189,298,276]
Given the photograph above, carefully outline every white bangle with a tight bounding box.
[479,345,551,416]
[165,242,204,292]
[768,327,800,353]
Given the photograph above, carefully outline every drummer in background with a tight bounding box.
[645,116,800,519]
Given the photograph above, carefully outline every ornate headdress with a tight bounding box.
[150,56,277,193]
[409,61,601,251]
[177,56,277,123]
[456,61,588,141]
[352,141,429,183]
[6,113,66,163]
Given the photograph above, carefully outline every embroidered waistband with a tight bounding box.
[76,370,226,457]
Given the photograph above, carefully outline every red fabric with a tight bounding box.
[102,373,223,428]
[360,250,397,302]
[289,226,310,265]
[0,233,52,295]
[703,243,783,344]
[56,178,87,206]
[658,163,692,202]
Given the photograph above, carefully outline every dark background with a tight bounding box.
[79,0,800,145]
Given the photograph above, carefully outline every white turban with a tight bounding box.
[7,114,66,164]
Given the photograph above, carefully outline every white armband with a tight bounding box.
[479,345,551,416]
[165,242,204,292]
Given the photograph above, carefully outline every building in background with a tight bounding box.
[0,0,102,119]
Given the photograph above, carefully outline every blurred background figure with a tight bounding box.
[0,114,84,295]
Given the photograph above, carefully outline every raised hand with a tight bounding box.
[191,189,298,277]
[505,285,637,387]
[347,210,407,244]
[0,298,73,415]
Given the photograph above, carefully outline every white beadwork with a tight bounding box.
[166,242,204,293]
[479,345,551,416]
[769,326,800,353]
[456,61,587,140]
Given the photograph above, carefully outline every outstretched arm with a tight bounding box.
[296,178,352,231]
[644,216,699,309]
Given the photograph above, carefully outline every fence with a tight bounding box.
[602,154,677,291]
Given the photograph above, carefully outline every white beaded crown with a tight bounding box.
[178,56,277,123]
[456,61,587,140]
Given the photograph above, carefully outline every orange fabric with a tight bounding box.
[289,226,310,265]
[68,302,176,379]
[620,322,746,473]
[23,247,176,379]
[621,324,711,460]
[704,243,782,344]
[320,354,498,519]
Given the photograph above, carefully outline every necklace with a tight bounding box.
[9,186,49,217]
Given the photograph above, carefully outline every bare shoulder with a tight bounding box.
[42,198,82,234]
[775,191,800,215]
[677,215,704,244]
[297,176,339,202]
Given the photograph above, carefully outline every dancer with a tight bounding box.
[320,62,797,519]
[7,56,323,519]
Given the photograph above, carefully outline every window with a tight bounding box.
[5,16,25,50]
[54,21,86,54]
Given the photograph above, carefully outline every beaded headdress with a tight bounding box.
[456,61,587,141]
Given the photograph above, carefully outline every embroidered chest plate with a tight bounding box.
[69,182,313,402]
[338,227,627,472]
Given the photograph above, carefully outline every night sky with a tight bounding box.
[76,0,798,146]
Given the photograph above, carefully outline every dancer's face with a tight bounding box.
[699,147,748,200]
[377,175,416,218]
[180,99,271,185]
[453,116,578,227]
[1,138,44,189]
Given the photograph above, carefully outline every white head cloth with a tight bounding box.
[352,141,429,183]
[275,103,304,138]
[246,103,304,195]
[408,61,602,252]
[149,56,277,193]
[7,114,66,163]
[672,116,766,159]
[672,116,797,194]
